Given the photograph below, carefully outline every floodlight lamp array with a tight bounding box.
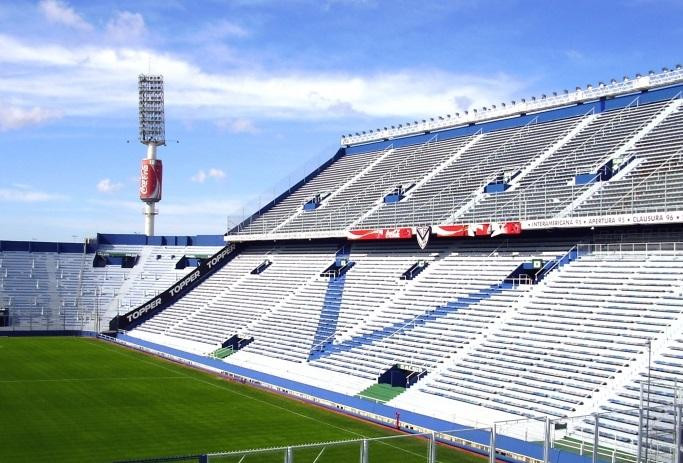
[138,74,165,145]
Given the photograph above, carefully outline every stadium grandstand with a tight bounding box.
[4,66,683,463]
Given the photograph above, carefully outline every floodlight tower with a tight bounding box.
[138,74,165,236]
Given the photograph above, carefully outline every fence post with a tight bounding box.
[490,424,497,463]
[593,413,600,463]
[429,432,437,463]
[544,417,551,463]
[675,405,682,463]
[638,383,644,463]
[637,407,644,462]
[360,439,368,463]
[285,446,293,463]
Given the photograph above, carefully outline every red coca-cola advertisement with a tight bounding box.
[139,159,163,202]
[347,228,413,240]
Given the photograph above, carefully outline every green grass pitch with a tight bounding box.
[0,337,484,463]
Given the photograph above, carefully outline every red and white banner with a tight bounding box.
[347,228,413,240]
[491,221,522,237]
[140,159,163,202]
[433,222,522,238]
[431,224,469,237]
[433,223,492,237]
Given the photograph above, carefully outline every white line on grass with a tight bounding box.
[92,340,447,461]
[0,376,189,384]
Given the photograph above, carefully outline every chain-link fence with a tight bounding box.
[114,432,440,463]
[113,395,683,463]
[492,385,683,463]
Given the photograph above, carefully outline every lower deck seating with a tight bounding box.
[0,244,221,331]
[6,233,683,459]
[418,251,683,423]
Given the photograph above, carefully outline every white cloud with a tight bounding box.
[191,168,226,183]
[0,34,524,123]
[88,199,139,211]
[216,117,259,134]
[565,49,585,62]
[208,168,226,180]
[0,186,68,202]
[191,170,207,183]
[38,0,92,31]
[196,20,250,41]
[96,178,124,193]
[0,104,62,131]
[89,197,248,216]
[106,11,146,43]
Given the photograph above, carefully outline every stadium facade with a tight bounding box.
[3,66,683,463]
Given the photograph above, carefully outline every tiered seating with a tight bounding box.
[134,243,338,348]
[308,242,566,379]
[460,100,672,223]
[235,150,380,235]
[0,244,220,331]
[359,115,582,227]
[0,250,131,329]
[113,245,222,313]
[571,105,683,217]
[575,335,683,454]
[277,136,474,232]
[239,241,450,361]
[131,244,278,343]
[419,250,683,420]
[0,251,57,329]
[226,95,683,238]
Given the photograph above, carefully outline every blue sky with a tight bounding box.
[0,0,681,241]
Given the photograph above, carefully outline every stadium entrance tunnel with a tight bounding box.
[378,365,427,388]
[401,260,429,280]
[504,248,579,285]
[222,334,253,351]
[484,170,520,194]
[302,192,330,211]
[175,255,210,269]
[250,258,272,274]
[383,183,415,203]
[93,253,139,268]
[212,335,254,358]
[504,259,549,284]
[321,244,354,278]
[0,308,9,327]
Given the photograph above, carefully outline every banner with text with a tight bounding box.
[522,211,683,230]
[433,222,522,238]
[109,243,239,331]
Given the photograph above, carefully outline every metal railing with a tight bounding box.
[341,67,683,146]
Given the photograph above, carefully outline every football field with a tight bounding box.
[0,337,483,462]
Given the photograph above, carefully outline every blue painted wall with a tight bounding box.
[0,234,225,254]
[0,240,85,253]
[96,233,224,246]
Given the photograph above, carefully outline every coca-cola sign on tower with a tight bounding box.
[139,159,163,202]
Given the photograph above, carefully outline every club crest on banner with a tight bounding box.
[415,226,431,249]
